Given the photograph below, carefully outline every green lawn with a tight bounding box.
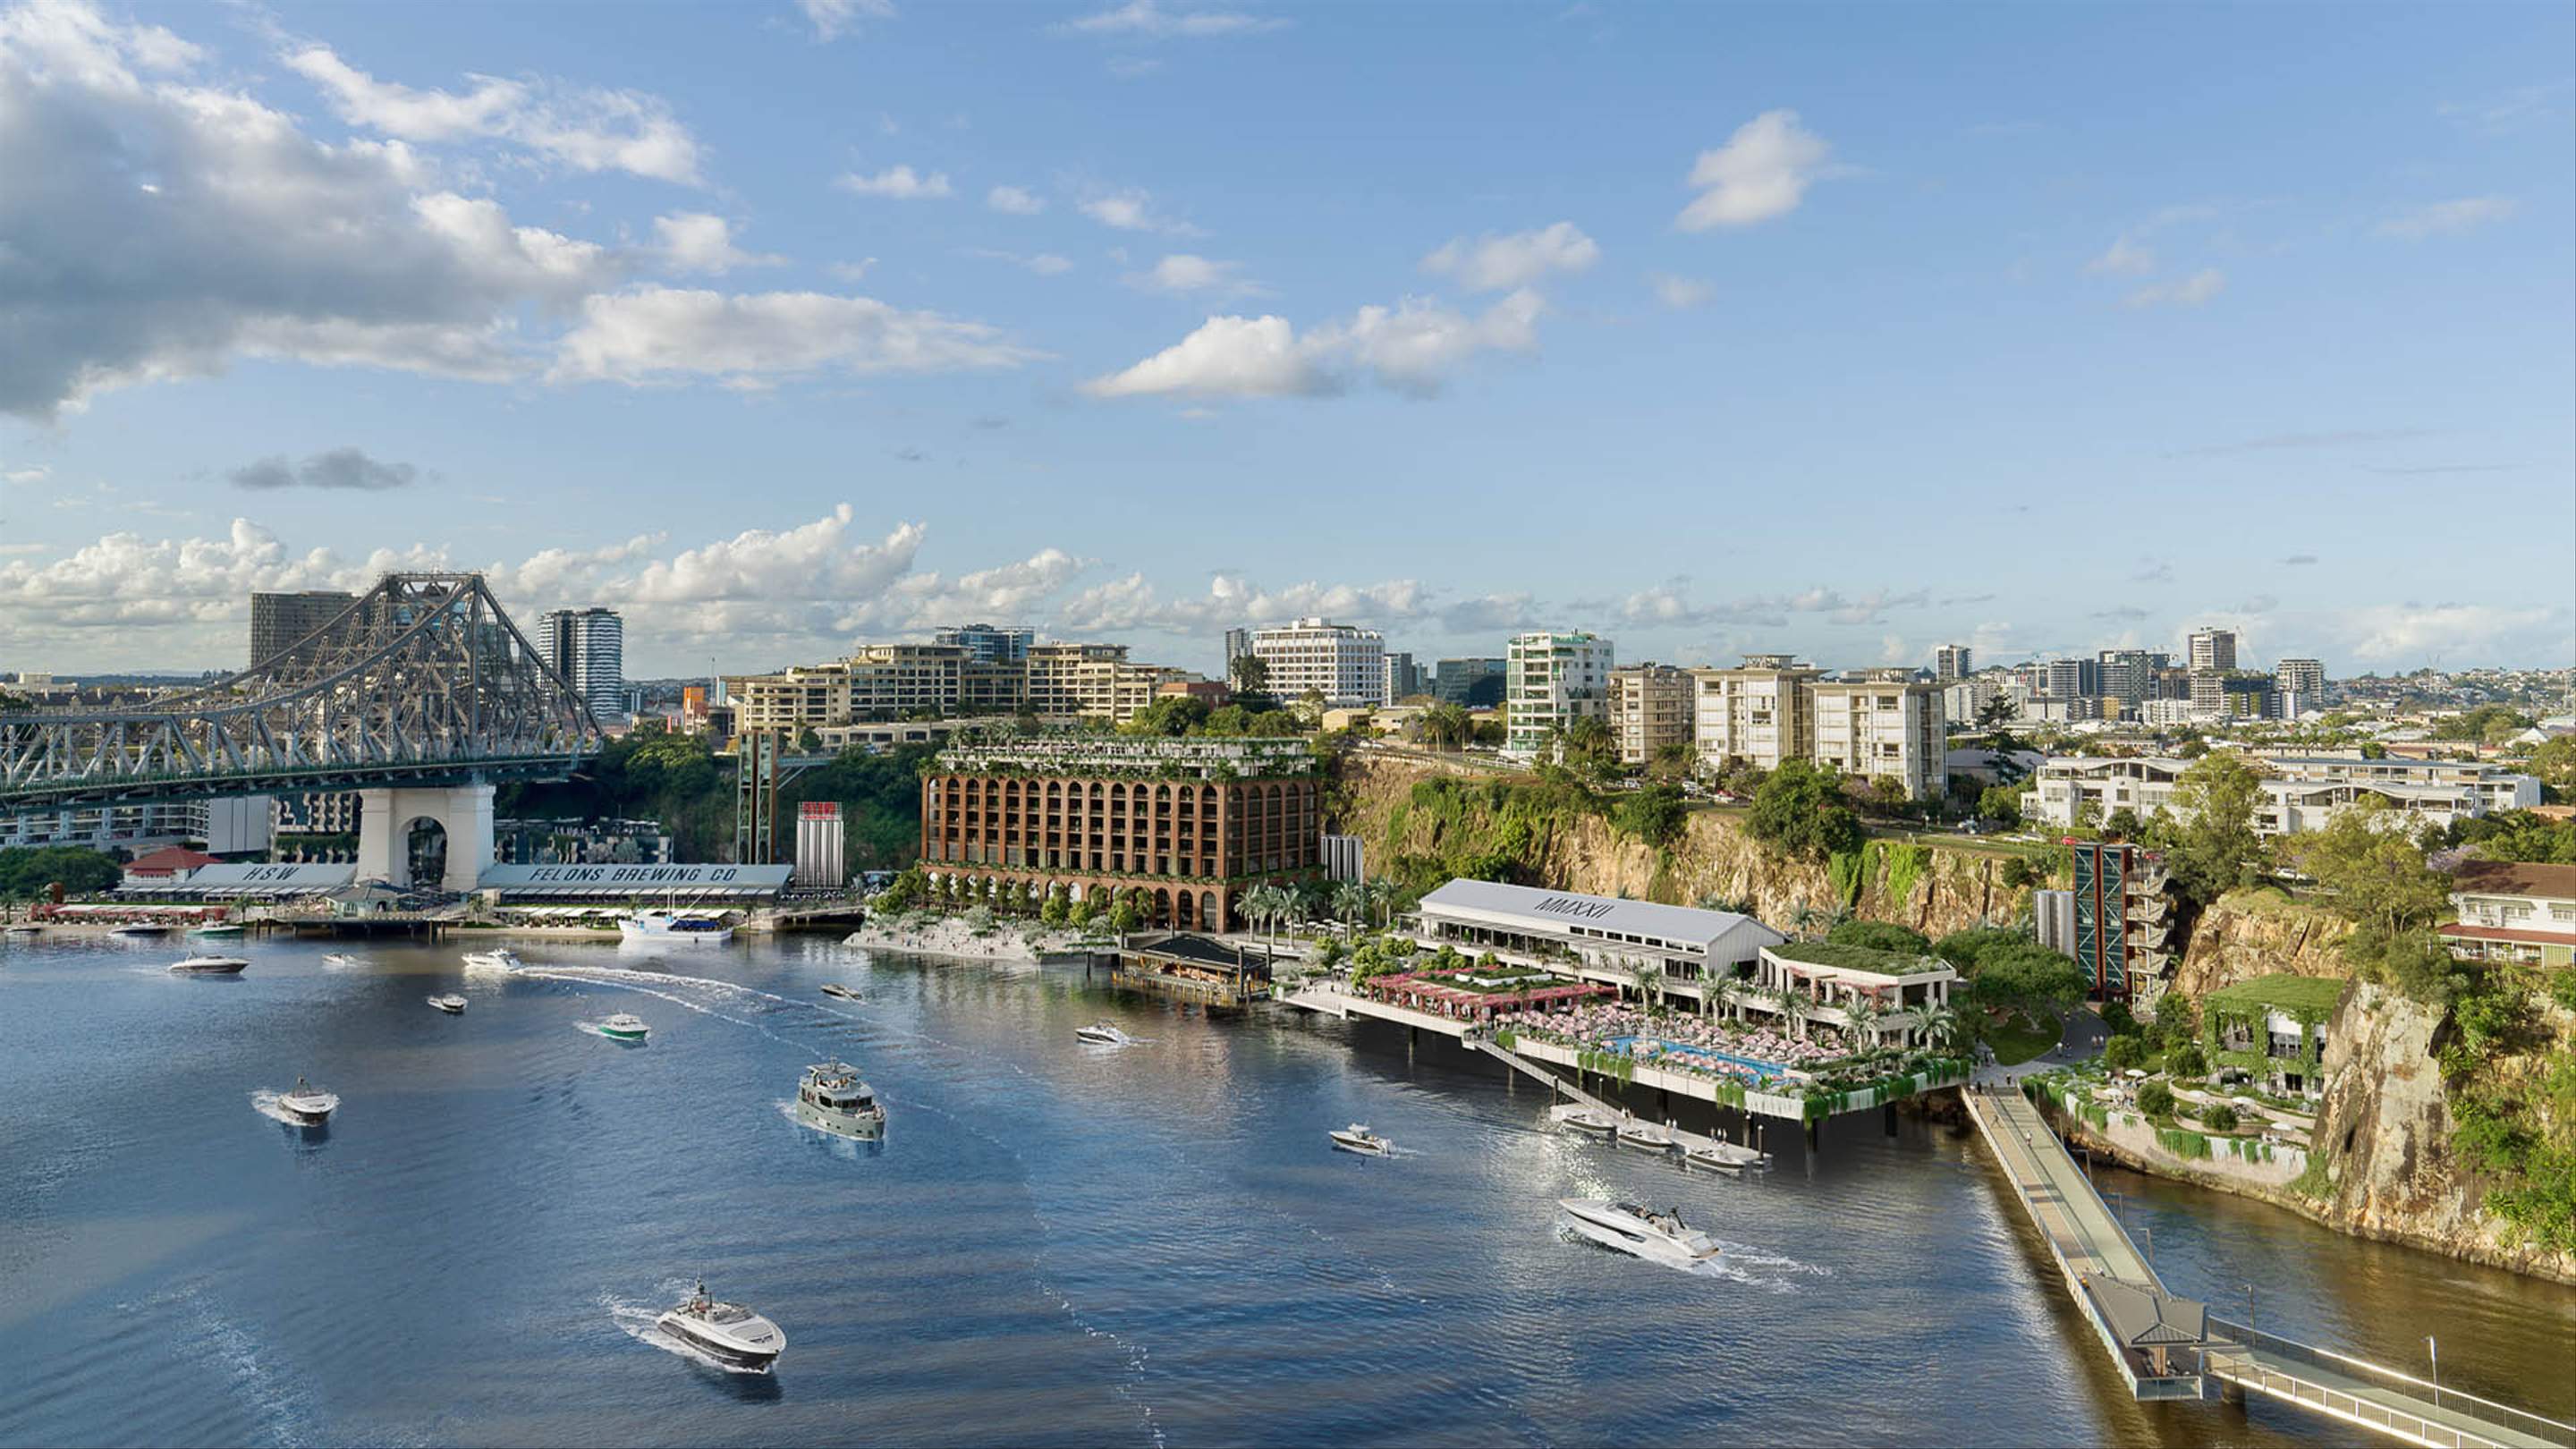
[1981,1010,2065,1066]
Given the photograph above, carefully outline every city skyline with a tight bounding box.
[2,0,2572,677]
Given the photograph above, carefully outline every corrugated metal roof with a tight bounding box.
[1415,878,1784,952]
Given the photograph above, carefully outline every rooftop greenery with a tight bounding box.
[2204,974,2349,1021]
[1768,940,1949,977]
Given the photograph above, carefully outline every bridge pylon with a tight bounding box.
[356,783,496,893]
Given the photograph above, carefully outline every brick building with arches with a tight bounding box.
[918,731,1325,931]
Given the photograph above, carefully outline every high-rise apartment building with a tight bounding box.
[1504,631,1613,756]
[2097,648,2157,706]
[2275,657,2326,701]
[1689,654,1822,774]
[728,640,1198,732]
[931,623,1034,665]
[1249,618,1386,708]
[1809,671,1948,800]
[1608,664,1696,766]
[2188,628,2239,674]
[249,590,358,668]
[2190,670,2277,719]
[1433,657,1506,708]
[1935,644,1972,682]
[2042,657,2099,700]
[538,607,625,720]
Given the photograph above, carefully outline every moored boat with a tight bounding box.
[111,923,173,937]
[189,922,245,938]
[275,1076,339,1124]
[1557,1199,1724,1267]
[654,1280,785,1370]
[1559,1108,1619,1136]
[1681,1144,1741,1174]
[169,955,250,974]
[427,994,468,1014]
[620,911,733,945]
[792,1059,885,1138]
[461,948,522,971]
[1328,1123,1392,1157]
[4,923,43,936]
[1616,1120,1677,1154]
[598,1013,649,1041]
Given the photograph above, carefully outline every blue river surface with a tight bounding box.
[3,930,2571,1448]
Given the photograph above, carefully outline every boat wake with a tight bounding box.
[247,1089,324,1127]
[1552,1219,1825,1292]
[572,1021,645,1042]
[604,1290,772,1376]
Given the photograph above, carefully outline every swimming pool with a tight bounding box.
[1603,1035,1796,1080]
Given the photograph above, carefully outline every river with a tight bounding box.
[2,931,2569,1447]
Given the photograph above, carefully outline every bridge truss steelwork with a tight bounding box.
[0,573,603,812]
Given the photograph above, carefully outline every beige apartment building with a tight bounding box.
[1608,663,1697,766]
[729,640,1200,735]
[1809,671,1946,799]
[1689,654,1822,774]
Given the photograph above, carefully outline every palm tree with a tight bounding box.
[1918,1004,1967,1055]
[1365,877,1400,931]
[1628,958,1659,1012]
[1241,884,1292,960]
[1333,880,1368,926]
[1843,998,1885,1053]
[1773,985,1810,1040]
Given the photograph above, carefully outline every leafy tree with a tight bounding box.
[2165,1044,2208,1079]
[1977,784,2028,829]
[1419,701,1473,751]
[2160,751,2270,904]
[1107,898,1140,935]
[1227,654,1271,697]
[2103,1034,2147,1072]
[2286,797,2451,941]
[1829,919,1931,954]
[2201,1102,2240,1132]
[2529,735,2576,799]
[1611,784,1690,848]
[1746,758,1862,863]
[1647,740,1697,782]
[2136,1080,2175,1117]
[1963,942,2088,1017]
[0,845,123,900]
[1123,695,1213,737]
[2429,704,2534,742]
[1559,716,1616,774]
[2449,810,2576,864]
[1039,886,1069,927]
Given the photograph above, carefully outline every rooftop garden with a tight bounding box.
[1768,940,1949,977]
[2203,974,2350,1020]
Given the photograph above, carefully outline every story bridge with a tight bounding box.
[0,573,602,890]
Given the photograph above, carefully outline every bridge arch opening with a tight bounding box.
[402,817,448,889]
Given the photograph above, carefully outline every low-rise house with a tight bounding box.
[2201,974,2343,1097]
[2439,860,2576,968]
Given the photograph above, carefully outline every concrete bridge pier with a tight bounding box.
[356,784,495,892]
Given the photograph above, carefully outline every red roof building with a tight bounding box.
[123,846,223,880]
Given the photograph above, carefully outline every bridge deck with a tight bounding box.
[2202,1319,2569,1449]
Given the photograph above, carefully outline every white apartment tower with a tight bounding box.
[2188,628,2239,674]
[1505,631,1614,757]
[2275,657,2326,700]
[1689,654,1823,774]
[1608,664,1697,766]
[1809,671,1949,800]
[1250,618,1386,708]
[1935,644,1972,682]
[538,607,625,721]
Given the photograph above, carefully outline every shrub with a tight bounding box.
[2137,1080,2175,1117]
[2202,1103,2240,1131]
[2102,1035,2147,1072]
[2165,1044,2208,1079]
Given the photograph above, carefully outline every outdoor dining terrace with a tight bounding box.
[1360,965,1614,1021]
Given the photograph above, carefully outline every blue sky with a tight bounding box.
[1,0,2569,678]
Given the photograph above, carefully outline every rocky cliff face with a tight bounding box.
[2168,889,2352,999]
[2305,984,2576,1284]
[1335,753,2031,936]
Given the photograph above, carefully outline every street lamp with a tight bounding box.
[2427,1335,2439,1409]
[2243,1283,2256,1332]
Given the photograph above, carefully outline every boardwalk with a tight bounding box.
[1966,1084,2572,1446]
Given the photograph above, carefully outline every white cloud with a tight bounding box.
[1057,1,1285,38]
[0,2,620,418]
[2337,603,2561,663]
[2124,268,2225,308]
[1081,289,1544,401]
[966,249,1074,275]
[1059,572,1425,635]
[229,447,418,491]
[284,43,704,185]
[986,184,1045,215]
[1079,188,1203,235]
[1648,273,1713,309]
[547,287,1043,386]
[1620,582,1931,629]
[796,0,895,42]
[1124,253,1254,293]
[1419,221,1598,292]
[2085,234,2155,275]
[1678,109,1833,231]
[2377,196,2520,240]
[827,258,878,281]
[650,213,782,273]
[836,165,953,199]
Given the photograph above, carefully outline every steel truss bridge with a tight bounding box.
[0,573,603,813]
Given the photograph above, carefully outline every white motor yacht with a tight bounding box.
[275,1076,340,1124]
[792,1059,886,1138]
[427,994,469,1014]
[111,923,173,937]
[1557,1199,1725,1267]
[168,955,250,975]
[818,983,863,1003]
[620,911,733,945]
[1328,1123,1393,1157]
[656,1281,785,1370]
[323,953,361,969]
[598,1013,649,1042]
[1074,1021,1135,1046]
[1616,1120,1677,1154]
[461,948,522,971]
[1682,1145,1741,1174]
[1559,1108,1619,1137]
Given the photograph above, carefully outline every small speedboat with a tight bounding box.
[819,983,863,1003]
[598,1013,649,1041]
[275,1076,339,1124]
[1560,1109,1619,1137]
[1074,1021,1135,1046]
[655,1280,785,1370]
[1682,1144,1742,1175]
[323,953,361,969]
[1616,1121,1677,1154]
[4,923,44,936]
[427,994,468,1014]
[1328,1123,1392,1157]
[169,955,250,974]
[1558,1199,1724,1267]
[112,923,173,937]
[190,922,245,938]
[792,1059,886,1138]
[461,948,522,971]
